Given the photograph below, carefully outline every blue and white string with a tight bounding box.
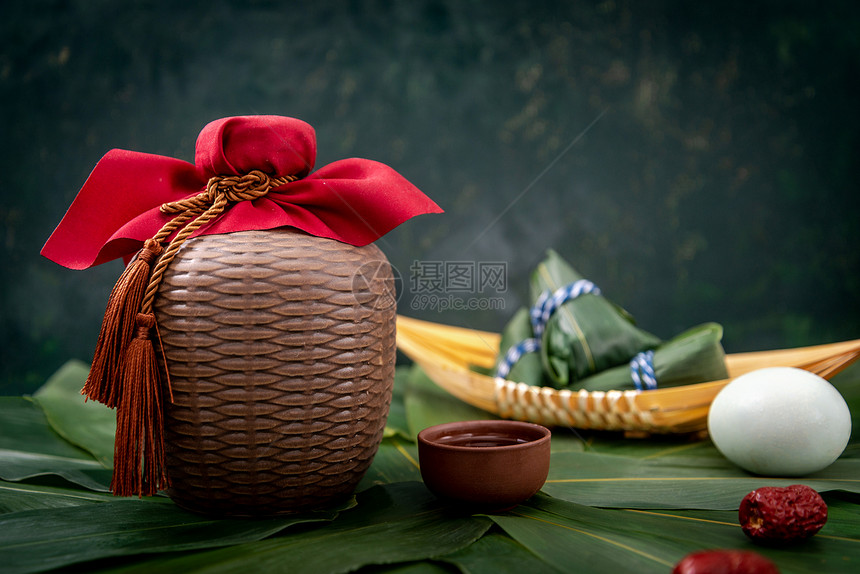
[494,279,659,390]
[529,279,600,338]
[494,338,540,379]
[629,350,657,391]
[495,279,599,379]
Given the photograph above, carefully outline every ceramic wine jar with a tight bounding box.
[153,228,396,516]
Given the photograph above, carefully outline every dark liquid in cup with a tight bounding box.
[437,432,532,447]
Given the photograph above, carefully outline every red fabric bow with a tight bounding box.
[42,115,442,269]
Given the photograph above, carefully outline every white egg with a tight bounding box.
[707,366,851,476]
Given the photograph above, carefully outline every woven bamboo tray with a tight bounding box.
[395,315,860,433]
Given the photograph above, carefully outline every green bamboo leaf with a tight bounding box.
[613,502,860,570]
[549,427,727,459]
[358,438,423,490]
[384,366,412,440]
[831,363,860,454]
[543,450,860,509]
[32,359,115,467]
[366,562,456,573]
[0,498,342,574]
[493,494,859,574]
[491,499,680,573]
[0,397,91,458]
[74,482,492,574]
[823,494,860,538]
[0,397,111,492]
[440,531,566,574]
[95,555,457,574]
[0,479,117,513]
[630,493,860,540]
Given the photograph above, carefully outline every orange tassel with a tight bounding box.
[83,240,162,407]
[111,312,169,497]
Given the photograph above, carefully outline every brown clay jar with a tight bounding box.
[153,228,396,516]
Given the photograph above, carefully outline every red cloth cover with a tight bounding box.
[42,116,442,269]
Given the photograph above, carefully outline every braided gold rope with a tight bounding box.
[161,170,296,214]
[140,170,298,313]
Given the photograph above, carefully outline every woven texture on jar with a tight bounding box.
[154,228,396,516]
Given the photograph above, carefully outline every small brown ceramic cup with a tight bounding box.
[417,420,552,511]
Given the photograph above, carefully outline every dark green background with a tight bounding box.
[2,0,858,394]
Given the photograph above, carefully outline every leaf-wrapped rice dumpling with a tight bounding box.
[495,250,729,391]
[529,250,661,386]
[569,322,728,391]
[493,307,547,386]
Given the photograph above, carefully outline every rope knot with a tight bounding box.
[135,312,155,331]
[160,170,298,215]
[136,239,163,264]
[208,169,285,203]
[133,312,156,340]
